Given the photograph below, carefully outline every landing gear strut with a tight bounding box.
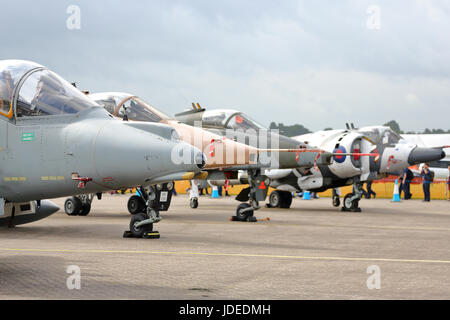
[233,169,269,222]
[341,181,363,212]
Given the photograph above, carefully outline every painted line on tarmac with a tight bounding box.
[1,248,450,264]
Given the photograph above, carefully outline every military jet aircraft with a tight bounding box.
[0,60,204,237]
[265,125,447,211]
[173,106,380,216]
[87,94,367,221]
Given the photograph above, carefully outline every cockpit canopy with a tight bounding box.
[89,92,170,123]
[201,109,265,131]
[0,60,99,119]
[359,126,404,145]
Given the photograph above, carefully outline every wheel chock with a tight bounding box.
[123,230,134,238]
[143,231,160,239]
[229,216,266,222]
[122,230,160,239]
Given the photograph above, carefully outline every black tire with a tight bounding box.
[332,196,340,207]
[279,191,293,209]
[78,203,91,216]
[127,195,145,214]
[129,213,153,237]
[343,193,358,211]
[236,203,253,221]
[64,197,82,216]
[190,198,198,209]
[269,191,281,208]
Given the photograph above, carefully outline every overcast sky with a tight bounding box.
[3,0,450,131]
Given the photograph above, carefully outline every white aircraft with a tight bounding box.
[402,134,450,180]
[265,125,447,211]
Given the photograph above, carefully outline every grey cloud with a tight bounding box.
[2,0,450,132]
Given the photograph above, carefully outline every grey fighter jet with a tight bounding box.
[0,60,204,236]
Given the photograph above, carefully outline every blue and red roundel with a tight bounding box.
[333,146,347,163]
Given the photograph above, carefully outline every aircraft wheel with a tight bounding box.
[64,197,82,216]
[190,198,198,209]
[128,195,145,214]
[343,193,358,211]
[332,196,340,207]
[236,203,253,221]
[129,213,153,238]
[269,191,281,208]
[78,203,91,216]
[279,191,293,209]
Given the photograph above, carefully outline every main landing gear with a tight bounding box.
[64,193,100,216]
[341,181,363,212]
[266,190,293,209]
[232,169,269,222]
[124,183,173,239]
[332,188,340,207]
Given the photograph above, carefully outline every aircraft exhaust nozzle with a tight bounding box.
[0,200,60,227]
[408,147,445,165]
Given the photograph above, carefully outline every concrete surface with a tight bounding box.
[1,194,450,299]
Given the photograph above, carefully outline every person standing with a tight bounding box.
[401,167,413,200]
[420,163,433,202]
[366,181,376,199]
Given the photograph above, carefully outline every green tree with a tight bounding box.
[270,122,311,137]
[383,120,403,134]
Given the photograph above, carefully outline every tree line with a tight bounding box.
[269,120,450,137]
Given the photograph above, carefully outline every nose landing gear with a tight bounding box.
[232,169,269,222]
[124,184,172,239]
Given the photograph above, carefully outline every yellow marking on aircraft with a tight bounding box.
[182,172,195,180]
[1,248,450,265]
[3,177,11,182]
[19,177,27,181]
[57,176,65,180]
[10,177,18,181]
[195,171,209,180]
[41,176,49,181]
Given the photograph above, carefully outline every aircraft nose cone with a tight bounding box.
[173,141,205,170]
[408,147,445,165]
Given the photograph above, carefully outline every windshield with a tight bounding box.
[226,112,265,130]
[381,128,402,144]
[16,69,99,117]
[202,109,266,130]
[0,59,99,118]
[90,92,170,123]
[0,60,42,118]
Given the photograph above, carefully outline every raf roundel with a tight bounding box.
[333,146,347,163]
